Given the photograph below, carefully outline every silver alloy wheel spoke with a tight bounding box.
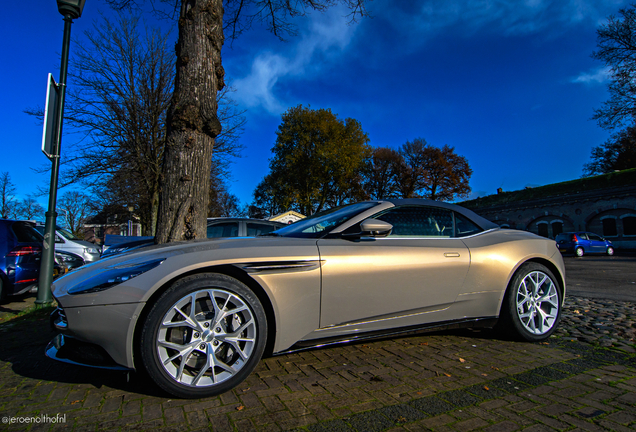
[157,288,257,388]
[516,270,559,335]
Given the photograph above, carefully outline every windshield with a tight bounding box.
[274,202,380,238]
[57,227,80,240]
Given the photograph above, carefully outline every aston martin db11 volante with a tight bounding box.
[47,199,566,398]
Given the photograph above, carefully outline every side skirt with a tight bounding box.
[278,317,499,355]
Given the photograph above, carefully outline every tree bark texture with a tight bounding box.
[156,0,225,243]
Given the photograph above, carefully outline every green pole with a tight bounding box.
[36,15,74,307]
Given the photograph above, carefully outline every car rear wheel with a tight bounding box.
[140,273,267,399]
[607,246,615,256]
[500,263,562,342]
[575,247,584,257]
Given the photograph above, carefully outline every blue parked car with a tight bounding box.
[0,220,46,301]
[556,232,614,257]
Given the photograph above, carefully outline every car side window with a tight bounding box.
[455,213,481,237]
[247,222,279,236]
[579,233,589,240]
[207,222,239,238]
[375,206,454,237]
[12,222,43,242]
[588,233,602,241]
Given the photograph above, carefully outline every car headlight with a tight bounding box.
[68,258,165,295]
[105,247,125,255]
[85,247,99,254]
[56,253,74,263]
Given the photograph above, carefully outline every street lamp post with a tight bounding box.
[36,0,86,307]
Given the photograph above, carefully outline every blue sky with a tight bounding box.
[0,0,628,210]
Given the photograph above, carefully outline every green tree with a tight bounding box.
[0,172,17,219]
[363,147,403,200]
[15,196,45,221]
[584,5,636,177]
[107,0,369,243]
[254,105,371,216]
[57,191,95,237]
[584,125,636,175]
[592,4,636,130]
[397,139,472,201]
[27,13,244,236]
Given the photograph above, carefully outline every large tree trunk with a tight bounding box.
[156,0,225,243]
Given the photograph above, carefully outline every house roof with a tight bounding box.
[269,210,306,221]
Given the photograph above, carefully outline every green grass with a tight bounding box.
[0,303,57,325]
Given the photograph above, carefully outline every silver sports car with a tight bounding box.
[47,199,565,399]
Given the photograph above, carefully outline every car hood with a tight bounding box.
[51,236,320,307]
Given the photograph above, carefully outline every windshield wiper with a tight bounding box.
[258,232,281,237]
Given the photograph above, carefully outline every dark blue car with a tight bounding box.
[0,220,45,301]
[556,231,614,257]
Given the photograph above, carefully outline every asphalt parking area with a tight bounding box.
[564,254,636,301]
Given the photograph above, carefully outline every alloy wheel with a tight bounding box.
[156,288,257,387]
[515,270,559,336]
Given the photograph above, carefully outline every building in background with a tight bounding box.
[269,210,305,224]
[461,169,636,251]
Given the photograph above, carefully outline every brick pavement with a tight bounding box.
[0,307,634,431]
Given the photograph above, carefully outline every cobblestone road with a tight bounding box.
[0,296,635,431]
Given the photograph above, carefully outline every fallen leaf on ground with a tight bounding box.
[236,405,245,411]
[444,373,452,377]
[459,358,466,363]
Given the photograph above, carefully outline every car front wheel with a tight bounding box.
[140,273,267,399]
[500,263,562,342]
[607,246,614,256]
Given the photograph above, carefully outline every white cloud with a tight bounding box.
[382,0,628,39]
[233,7,358,114]
[572,66,612,84]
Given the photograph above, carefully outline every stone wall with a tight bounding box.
[462,170,636,251]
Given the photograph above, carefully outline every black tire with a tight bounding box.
[140,273,267,399]
[607,247,615,256]
[575,247,584,257]
[499,263,562,342]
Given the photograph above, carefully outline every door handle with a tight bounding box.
[444,252,460,258]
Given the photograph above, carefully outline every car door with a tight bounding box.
[587,233,605,253]
[317,205,470,329]
[577,232,590,253]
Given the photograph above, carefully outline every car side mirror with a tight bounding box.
[342,218,393,239]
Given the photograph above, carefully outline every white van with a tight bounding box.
[35,225,101,263]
